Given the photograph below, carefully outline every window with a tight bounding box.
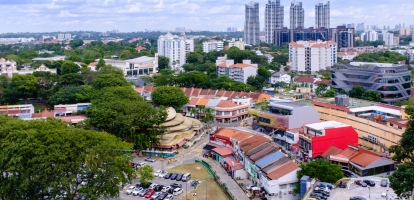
[258,117,271,124]
[279,184,287,189]
[289,183,296,188]
[390,123,394,127]
[398,126,402,129]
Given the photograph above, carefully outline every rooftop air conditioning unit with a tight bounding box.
[335,95,350,107]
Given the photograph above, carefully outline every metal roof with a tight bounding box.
[255,151,285,168]
[246,142,271,156]
[250,146,278,162]
[262,156,291,174]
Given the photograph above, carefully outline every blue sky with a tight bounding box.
[0,0,413,32]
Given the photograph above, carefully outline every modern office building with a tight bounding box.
[330,26,355,49]
[203,40,224,53]
[157,32,186,70]
[273,26,354,48]
[264,0,284,44]
[315,1,330,28]
[215,56,258,84]
[289,40,337,74]
[331,62,411,103]
[290,1,304,29]
[244,2,260,45]
[361,30,379,42]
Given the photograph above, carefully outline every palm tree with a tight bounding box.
[196,106,206,119]
[201,107,215,125]
[189,108,197,118]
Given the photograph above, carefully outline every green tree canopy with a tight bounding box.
[158,56,169,70]
[294,159,343,193]
[151,86,189,110]
[137,165,155,185]
[3,74,40,104]
[348,85,365,99]
[97,58,106,70]
[47,85,90,105]
[61,61,81,75]
[69,39,84,49]
[91,73,129,89]
[0,116,136,200]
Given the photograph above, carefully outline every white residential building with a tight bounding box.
[269,72,291,85]
[361,30,378,42]
[157,33,186,70]
[337,52,360,60]
[216,57,258,83]
[381,31,394,46]
[57,33,72,41]
[394,36,400,46]
[228,38,245,50]
[399,28,411,36]
[289,40,337,74]
[203,40,224,53]
[185,39,194,53]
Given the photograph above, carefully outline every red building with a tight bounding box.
[298,121,358,158]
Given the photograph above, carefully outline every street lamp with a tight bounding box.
[368,187,370,200]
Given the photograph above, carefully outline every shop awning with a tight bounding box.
[203,144,218,151]
[177,140,187,147]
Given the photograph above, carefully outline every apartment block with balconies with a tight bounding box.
[216,57,258,83]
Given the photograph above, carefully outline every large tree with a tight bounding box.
[91,73,129,90]
[137,165,155,185]
[388,105,414,198]
[47,85,90,105]
[0,116,136,200]
[3,74,40,103]
[151,86,189,110]
[294,159,343,193]
[348,85,365,99]
[158,56,170,70]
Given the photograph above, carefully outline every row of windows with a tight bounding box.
[259,117,271,124]
[279,183,296,189]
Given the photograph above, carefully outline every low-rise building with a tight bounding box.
[269,72,291,85]
[216,56,258,83]
[337,52,360,60]
[203,40,224,53]
[311,95,409,151]
[228,38,245,50]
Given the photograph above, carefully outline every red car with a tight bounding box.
[144,189,155,198]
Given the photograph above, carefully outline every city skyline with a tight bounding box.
[0,0,414,32]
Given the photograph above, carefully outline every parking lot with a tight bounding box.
[329,177,397,200]
[120,176,198,200]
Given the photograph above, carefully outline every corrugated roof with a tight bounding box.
[267,161,299,180]
[246,142,271,156]
[256,151,285,168]
[223,91,234,98]
[262,156,291,174]
[191,88,201,97]
[216,90,226,97]
[296,76,315,83]
[322,145,343,158]
[212,147,233,156]
[240,135,271,152]
[250,146,278,161]
[225,159,244,170]
[214,128,253,142]
[184,88,193,97]
[208,89,218,96]
[205,99,221,108]
[336,148,358,158]
[199,89,209,95]
[350,153,380,168]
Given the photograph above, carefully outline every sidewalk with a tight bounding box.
[200,157,250,200]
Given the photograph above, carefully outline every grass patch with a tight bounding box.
[33,103,48,113]
[167,163,212,180]
[181,181,227,200]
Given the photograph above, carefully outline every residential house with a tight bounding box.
[269,72,291,85]
[216,56,258,83]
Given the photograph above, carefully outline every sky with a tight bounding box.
[0,0,414,33]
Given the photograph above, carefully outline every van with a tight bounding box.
[181,173,191,182]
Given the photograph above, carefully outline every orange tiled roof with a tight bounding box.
[215,128,253,142]
[217,62,227,67]
[197,98,209,106]
[349,153,380,168]
[256,93,271,102]
[267,161,299,180]
[89,62,98,66]
[335,148,358,158]
[229,63,257,69]
[322,145,343,158]
[217,100,239,108]
[189,98,200,106]
[289,42,305,47]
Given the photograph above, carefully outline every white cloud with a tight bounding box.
[58,10,78,17]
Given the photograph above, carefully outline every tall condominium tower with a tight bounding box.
[315,1,330,28]
[157,33,186,71]
[244,1,260,45]
[290,1,304,29]
[265,0,284,44]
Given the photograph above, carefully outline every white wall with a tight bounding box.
[242,66,258,83]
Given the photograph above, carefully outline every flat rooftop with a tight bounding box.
[349,105,401,116]
[305,121,349,130]
[313,97,375,108]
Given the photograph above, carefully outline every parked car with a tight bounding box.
[156,192,168,200]
[176,173,183,181]
[173,188,183,196]
[145,157,156,162]
[313,190,329,197]
[150,192,162,200]
[355,180,367,187]
[138,189,149,197]
[154,170,162,177]
[162,186,171,193]
[164,173,172,179]
[338,181,347,188]
[135,162,147,169]
[137,182,151,189]
[363,180,375,187]
[380,179,388,187]
[154,185,164,192]
[159,171,168,178]
[164,194,174,200]
[258,198,268,200]
[389,196,406,200]
[132,187,143,196]
[170,173,178,180]
[350,196,367,200]
[126,186,136,195]
[149,183,159,190]
[310,193,327,200]
[145,189,156,198]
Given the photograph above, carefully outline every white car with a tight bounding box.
[173,188,183,196]
[164,194,173,200]
[246,184,254,190]
[150,192,162,200]
[159,171,167,178]
[149,183,158,190]
[132,187,143,196]
[126,186,136,195]
[162,186,171,192]
[154,170,161,177]
[389,196,406,200]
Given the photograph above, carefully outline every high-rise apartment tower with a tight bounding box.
[315,1,330,28]
[265,0,284,43]
[244,2,260,45]
[290,1,304,29]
